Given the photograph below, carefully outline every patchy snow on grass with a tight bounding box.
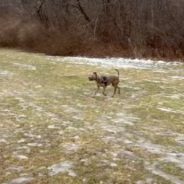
[1,49,184,184]
[6,166,24,173]
[175,136,184,146]
[27,142,43,147]
[0,138,7,143]
[158,107,184,115]
[160,153,184,170]
[113,113,140,126]
[136,141,165,155]
[115,150,139,160]
[145,162,184,184]
[13,154,29,160]
[0,70,13,77]
[171,76,184,80]
[47,55,183,70]
[7,176,34,184]
[62,143,80,153]
[48,161,76,177]
[13,63,36,71]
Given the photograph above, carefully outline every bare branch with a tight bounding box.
[76,0,91,22]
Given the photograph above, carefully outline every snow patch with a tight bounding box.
[7,177,34,184]
[137,142,164,154]
[13,155,29,160]
[48,161,76,177]
[62,143,80,153]
[160,153,184,170]
[171,76,184,80]
[47,56,183,70]
[13,63,36,71]
[0,70,13,77]
[145,162,184,184]
[158,107,184,115]
[113,113,139,126]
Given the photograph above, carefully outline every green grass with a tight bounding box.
[0,49,184,184]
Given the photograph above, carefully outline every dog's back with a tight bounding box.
[99,75,119,86]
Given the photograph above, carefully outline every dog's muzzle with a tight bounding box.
[88,76,94,81]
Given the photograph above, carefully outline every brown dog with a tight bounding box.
[88,69,120,97]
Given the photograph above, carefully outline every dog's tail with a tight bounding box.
[115,69,120,79]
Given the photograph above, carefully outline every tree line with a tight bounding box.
[0,0,184,60]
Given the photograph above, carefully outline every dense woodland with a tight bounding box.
[0,0,184,60]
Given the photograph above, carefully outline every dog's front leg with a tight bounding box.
[102,86,107,96]
[94,85,100,96]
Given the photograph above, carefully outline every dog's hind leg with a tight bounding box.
[112,86,117,97]
[117,86,120,94]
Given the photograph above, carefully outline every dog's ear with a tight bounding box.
[93,72,98,78]
[93,72,97,76]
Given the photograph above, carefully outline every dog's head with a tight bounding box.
[88,72,98,81]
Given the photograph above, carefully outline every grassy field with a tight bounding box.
[0,49,184,184]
